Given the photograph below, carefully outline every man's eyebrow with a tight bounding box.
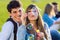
[13,11,17,13]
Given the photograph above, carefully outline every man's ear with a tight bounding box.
[9,12,12,17]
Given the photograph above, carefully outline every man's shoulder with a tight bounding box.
[4,21,13,25]
[2,21,14,28]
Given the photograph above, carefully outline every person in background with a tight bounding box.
[43,4,56,27]
[42,3,60,40]
[52,2,58,14]
[50,17,60,40]
[52,2,59,19]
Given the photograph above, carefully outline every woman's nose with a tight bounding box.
[18,12,22,15]
[31,12,35,15]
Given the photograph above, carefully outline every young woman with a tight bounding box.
[43,4,57,27]
[17,4,51,40]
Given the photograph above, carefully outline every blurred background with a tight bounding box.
[0,0,60,31]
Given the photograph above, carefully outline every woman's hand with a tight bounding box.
[36,32,44,40]
[21,13,27,25]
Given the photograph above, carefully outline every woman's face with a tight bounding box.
[27,7,38,21]
[51,5,56,16]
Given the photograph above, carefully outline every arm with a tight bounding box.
[50,18,60,30]
[0,21,13,40]
[43,14,54,27]
[44,23,52,40]
[50,24,60,30]
[54,18,60,24]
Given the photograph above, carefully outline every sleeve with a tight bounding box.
[44,23,52,40]
[50,18,60,30]
[43,14,54,27]
[50,24,60,30]
[17,25,27,40]
[0,21,13,40]
[55,18,60,22]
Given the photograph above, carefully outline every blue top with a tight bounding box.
[17,23,52,40]
[43,13,56,27]
[52,16,57,20]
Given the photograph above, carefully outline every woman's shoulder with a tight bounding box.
[44,22,49,30]
[43,13,50,21]
[19,24,26,29]
[43,13,48,17]
[18,25,26,32]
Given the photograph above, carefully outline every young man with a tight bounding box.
[52,2,59,19]
[0,1,23,40]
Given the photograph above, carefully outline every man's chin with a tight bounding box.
[17,20,22,23]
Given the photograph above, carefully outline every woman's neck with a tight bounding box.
[49,12,55,18]
[49,14,53,18]
[30,20,38,30]
[30,21,36,26]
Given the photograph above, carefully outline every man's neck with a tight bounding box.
[10,17,21,25]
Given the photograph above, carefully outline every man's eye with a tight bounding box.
[33,11,36,12]
[19,10,21,12]
[13,11,17,13]
[28,11,31,12]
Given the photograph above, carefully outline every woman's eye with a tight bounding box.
[19,10,21,12]
[34,11,36,12]
[28,11,31,12]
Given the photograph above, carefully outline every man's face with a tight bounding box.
[54,5,58,12]
[10,7,23,23]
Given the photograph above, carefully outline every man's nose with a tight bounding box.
[17,12,21,15]
[17,12,22,17]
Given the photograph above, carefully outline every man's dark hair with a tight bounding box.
[7,1,21,13]
[56,11,60,18]
[52,2,58,5]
